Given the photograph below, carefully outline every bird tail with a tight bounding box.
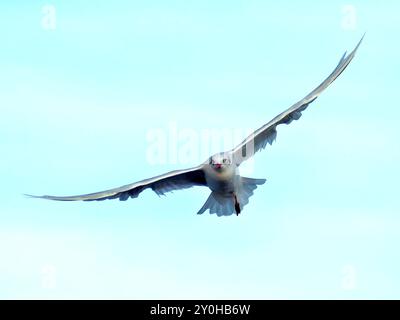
[236,177,266,210]
[197,177,266,217]
[197,192,234,217]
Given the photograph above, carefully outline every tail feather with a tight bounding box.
[197,177,266,217]
[237,177,266,208]
[197,192,235,217]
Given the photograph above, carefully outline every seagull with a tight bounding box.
[27,37,363,217]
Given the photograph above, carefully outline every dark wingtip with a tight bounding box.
[337,34,364,66]
[352,33,365,54]
[340,50,348,62]
[24,193,48,200]
[24,193,37,198]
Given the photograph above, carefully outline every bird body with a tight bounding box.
[203,153,237,194]
[200,152,266,216]
[27,37,363,217]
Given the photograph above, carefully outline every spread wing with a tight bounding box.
[232,36,364,165]
[26,166,207,201]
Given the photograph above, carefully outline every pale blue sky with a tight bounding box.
[1,1,399,299]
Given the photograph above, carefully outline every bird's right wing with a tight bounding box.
[232,36,364,165]
[26,166,207,201]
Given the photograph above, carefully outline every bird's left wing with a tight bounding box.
[26,166,207,201]
[232,36,363,165]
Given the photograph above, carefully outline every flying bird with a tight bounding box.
[27,37,363,217]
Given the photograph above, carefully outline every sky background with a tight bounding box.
[1,0,399,299]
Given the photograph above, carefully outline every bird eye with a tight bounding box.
[223,158,228,164]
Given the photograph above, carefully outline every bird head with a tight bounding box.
[209,153,232,172]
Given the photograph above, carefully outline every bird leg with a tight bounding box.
[233,194,241,216]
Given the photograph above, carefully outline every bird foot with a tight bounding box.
[233,194,241,216]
